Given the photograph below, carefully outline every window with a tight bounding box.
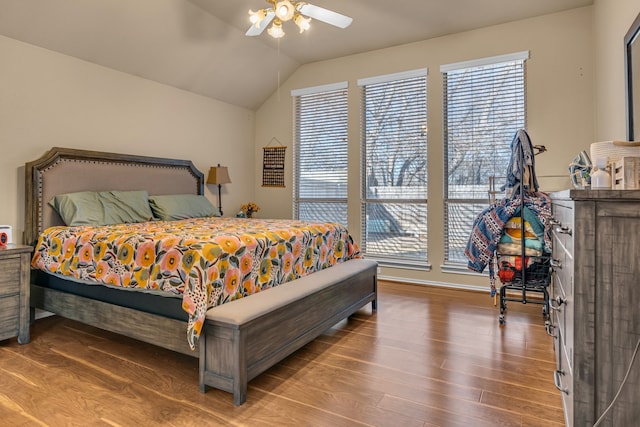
[441,51,528,267]
[359,69,428,267]
[292,82,349,225]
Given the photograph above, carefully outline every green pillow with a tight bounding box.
[49,190,154,226]
[148,194,219,221]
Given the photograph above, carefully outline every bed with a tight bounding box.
[25,147,378,404]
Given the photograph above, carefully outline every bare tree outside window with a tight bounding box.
[293,84,349,226]
[359,71,428,264]
[442,55,527,264]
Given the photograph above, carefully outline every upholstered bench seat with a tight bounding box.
[199,258,378,405]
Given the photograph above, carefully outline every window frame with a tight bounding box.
[358,68,430,270]
[291,81,350,225]
[440,51,529,272]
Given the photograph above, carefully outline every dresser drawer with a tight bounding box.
[552,201,574,257]
[552,237,574,300]
[0,255,22,297]
[0,295,20,340]
[552,271,574,374]
[555,327,574,427]
[552,307,562,358]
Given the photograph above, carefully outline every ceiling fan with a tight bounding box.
[246,0,353,39]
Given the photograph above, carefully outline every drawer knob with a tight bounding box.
[550,296,566,310]
[554,370,569,394]
[556,226,573,236]
[545,320,556,338]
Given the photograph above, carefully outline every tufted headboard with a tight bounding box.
[24,147,204,246]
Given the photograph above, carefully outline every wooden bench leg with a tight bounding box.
[233,328,248,406]
[371,277,378,311]
[198,330,207,393]
[233,384,247,406]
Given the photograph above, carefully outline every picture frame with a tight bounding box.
[624,10,640,141]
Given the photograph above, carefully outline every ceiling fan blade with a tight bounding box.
[245,11,275,36]
[298,3,353,29]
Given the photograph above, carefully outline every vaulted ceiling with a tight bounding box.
[0,0,593,110]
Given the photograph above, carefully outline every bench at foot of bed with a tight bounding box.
[198,259,378,406]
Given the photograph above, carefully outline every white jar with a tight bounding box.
[591,157,611,189]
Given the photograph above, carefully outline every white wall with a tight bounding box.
[254,7,595,289]
[594,0,640,140]
[0,35,256,242]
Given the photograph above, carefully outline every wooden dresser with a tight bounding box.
[549,190,640,427]
[0,244,32,344]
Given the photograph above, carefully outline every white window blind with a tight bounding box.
[359,70,428,267]
[442,53,527,265]
[293,84,349,225]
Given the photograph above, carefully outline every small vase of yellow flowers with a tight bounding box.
[240,202,260,218]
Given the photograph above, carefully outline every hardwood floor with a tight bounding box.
[0,281,563,426]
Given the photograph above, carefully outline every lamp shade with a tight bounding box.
[207,165,231,185]
[275,0,295,21]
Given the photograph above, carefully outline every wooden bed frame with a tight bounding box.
[25,147,377,405]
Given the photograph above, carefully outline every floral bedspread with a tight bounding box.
[31,217,361,350]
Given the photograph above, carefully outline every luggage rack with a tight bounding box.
[489,142,552,326]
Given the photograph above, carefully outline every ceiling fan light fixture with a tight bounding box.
[274,0,295,21]
[267,19,285,38]
[245,0,352,38]
[248,9,267,27]
[294,14,311,33]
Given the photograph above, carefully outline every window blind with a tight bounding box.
[293,85,349,225]
[359,70,428,266]
[442,54,527,265]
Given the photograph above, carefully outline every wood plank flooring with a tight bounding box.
[0,281,563,426]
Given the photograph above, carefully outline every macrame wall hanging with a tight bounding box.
[262,137,287,188]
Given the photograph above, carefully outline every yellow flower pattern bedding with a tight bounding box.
[31,217,361,350]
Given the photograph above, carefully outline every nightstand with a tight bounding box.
[0,244,33,344]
